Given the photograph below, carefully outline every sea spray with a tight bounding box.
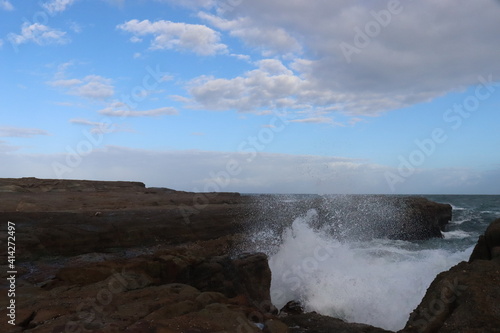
[266,209,472,331]
[241,194,496,330]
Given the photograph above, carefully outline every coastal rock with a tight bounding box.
[281,312,392,333]
[469,218,500,261]
[402,218,500,333]
[0,177,147,193]
[2,250,282,333]
[246,195,452,242]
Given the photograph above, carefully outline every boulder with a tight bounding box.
[402,218,500,333]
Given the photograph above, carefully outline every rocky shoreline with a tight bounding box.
[0,178,498,332]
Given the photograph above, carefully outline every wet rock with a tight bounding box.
[403,218,500,333]
[280,300,304,315]
[245,195,452,242]
[281,312,392,333]
[469,218,500,261]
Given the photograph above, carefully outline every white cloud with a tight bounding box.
[230,53,251,62]
[98,103,178,117]
[153,0,215,9]
[1,146,498,194]
[289,117,337,125]
[187,58,358,124]
[42,0,77,14]
[73,75,114,100]
[50,78,83,87]
[69,118,133,134]
[49,75,114,100]
[188,59,304,112]
[117,19,228,56]
[0,0,13,11]
[0,127,50,138]
[7,22,69,46]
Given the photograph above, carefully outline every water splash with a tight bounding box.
[266,210,472,331]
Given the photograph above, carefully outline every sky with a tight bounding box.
[1,0,500,194]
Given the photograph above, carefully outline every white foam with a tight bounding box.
[268,210,472,331]
[450,218,470,225]
[442,230,471,239]
[451,204,466,211]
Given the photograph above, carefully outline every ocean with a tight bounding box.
[242,195,500,331]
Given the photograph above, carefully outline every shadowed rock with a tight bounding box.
[402,218,500,333]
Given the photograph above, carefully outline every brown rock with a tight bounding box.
[469,218,500,261]
[281,312,392,333]
[264,319,289,333]
[402,260,500,333]
[403,218,500,333]
[55,266,115,285]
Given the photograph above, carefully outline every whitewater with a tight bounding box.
[243,195,500,331]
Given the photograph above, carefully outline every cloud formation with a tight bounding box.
[0,127,50,138]
[98,103,178,117]
[50,74,115,100]
[0,0,13,11]
[189,0,500,116]
[42,0,77,14]
[8,23,69,46]
[187,58,348,123]
[69,118,136,134]
[117,19,227,55]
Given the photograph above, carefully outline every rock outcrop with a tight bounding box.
[246,194,452,241]
[402,218,500,333]
[1,249,283,333]
[0,177,147,193]
[469,217,500,261]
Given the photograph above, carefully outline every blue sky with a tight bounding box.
[1,0,500,194]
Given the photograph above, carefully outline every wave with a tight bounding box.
[450,218,471,225]
[267,210,472,331]
[442,230,471,239]
[450,204,466,211]
[480,210,500,215]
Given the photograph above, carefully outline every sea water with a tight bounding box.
[243,195,500,331]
